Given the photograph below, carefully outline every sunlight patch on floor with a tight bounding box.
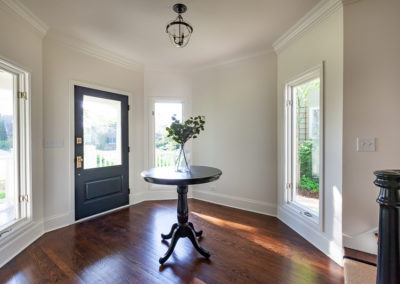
[192,210,341,273]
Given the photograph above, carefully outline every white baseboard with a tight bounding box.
[192,189,277,217]
[0,221,44,268]
[343,227,378,255]
[132,189,191,204]
[278,205,343,266]
[44,212,73,233]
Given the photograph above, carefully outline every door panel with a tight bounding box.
[84,176,122,200]
[75,86,129,220]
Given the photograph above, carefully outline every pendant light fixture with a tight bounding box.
[166,3,193,48]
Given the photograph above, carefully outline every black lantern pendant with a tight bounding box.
[166,3,193,48]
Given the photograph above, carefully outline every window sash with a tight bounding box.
[0,58,30,236]
[284,64,324,230]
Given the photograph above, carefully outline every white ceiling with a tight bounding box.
[20,0,320,70]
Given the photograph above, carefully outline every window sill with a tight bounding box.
[0,218,35,247]
[281,203,323,232]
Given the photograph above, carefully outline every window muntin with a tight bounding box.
[285,65,323,226]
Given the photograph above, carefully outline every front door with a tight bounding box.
[74,86,129,220]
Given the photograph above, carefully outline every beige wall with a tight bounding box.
[42,36,145,231]
[277,8,343,264]
[342,0,400,254]
[190,53,278,215]
[0,3,44,267]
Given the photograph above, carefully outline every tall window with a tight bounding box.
[285,65,323,226]
[152,101,183,168]
[0,59,30,235]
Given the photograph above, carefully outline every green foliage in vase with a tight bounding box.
[166,115,205,145]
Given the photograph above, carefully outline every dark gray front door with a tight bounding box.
[74,86,129,220]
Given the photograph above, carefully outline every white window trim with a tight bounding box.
[148,97,185,190]
[284,63,324,232]
[0,58,32,240]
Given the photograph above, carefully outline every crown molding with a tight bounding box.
[46,32,144,72]
[1,0,48,36]
[191,48,274,73]
[272,0,343,54]
[342,0,362,5]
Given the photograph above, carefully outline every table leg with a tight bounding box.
[161,223,178,240]
[159,185,210,265]
[189,222,203,237]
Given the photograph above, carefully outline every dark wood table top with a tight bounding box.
[141,165,222,186]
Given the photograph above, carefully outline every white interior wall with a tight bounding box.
[42,36,145,232]
[276,7,343,264]
[342,0,400,254]
[190,52,278,215]
[0,2,44,267]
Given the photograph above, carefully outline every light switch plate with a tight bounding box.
[357,137,376,152]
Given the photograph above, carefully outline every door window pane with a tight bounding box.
[154,102,182,168]
[0,69,17,228]
[83,95,122,169]
[293,78,320,215]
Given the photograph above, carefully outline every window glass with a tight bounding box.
[154,102,183,168]
[83,95,122,169]
[293,78,320,215]
[0,69,17,228]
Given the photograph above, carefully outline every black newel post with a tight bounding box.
[373,170,400,284]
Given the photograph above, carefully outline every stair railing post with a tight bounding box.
[373,170,400,284]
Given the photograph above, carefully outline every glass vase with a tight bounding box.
[175,144,190,173]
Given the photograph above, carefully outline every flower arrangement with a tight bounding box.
[166,115,205,171]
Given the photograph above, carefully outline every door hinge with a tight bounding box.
[128,146,130,152]
[128,188,131,194]
[18,91,27,100]
[128,105,130,111]
[19,194,29,203]
[152,110,155,116]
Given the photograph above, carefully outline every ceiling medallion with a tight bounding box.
[166,3,193,48]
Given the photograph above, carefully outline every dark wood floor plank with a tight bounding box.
[344,247,377,265]
[0,199,343,283]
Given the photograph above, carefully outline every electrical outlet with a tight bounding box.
[357,137,376,152]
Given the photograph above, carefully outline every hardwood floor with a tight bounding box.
[0,200,343,283]
[344,247,377,265]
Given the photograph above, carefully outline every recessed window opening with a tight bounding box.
[285,65,323,227]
